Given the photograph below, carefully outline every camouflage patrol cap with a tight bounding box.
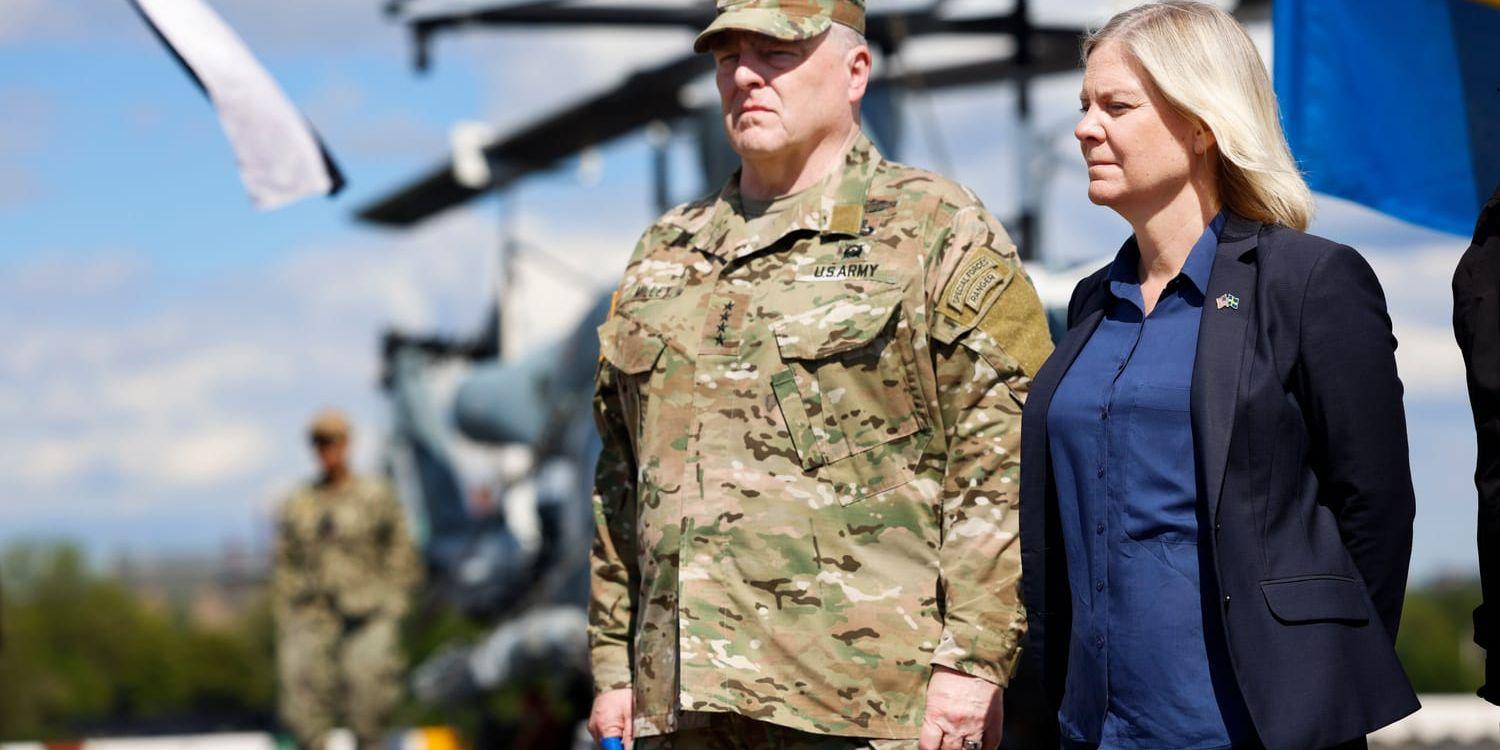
[307,408,351,442]
[694,0,866,54]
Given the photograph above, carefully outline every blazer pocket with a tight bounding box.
[1259,574,1370,624]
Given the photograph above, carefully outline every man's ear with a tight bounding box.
[847,44,872,104]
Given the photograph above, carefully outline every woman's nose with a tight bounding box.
[1075,107,1103,144]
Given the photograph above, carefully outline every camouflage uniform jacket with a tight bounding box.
[273,475,422,622]
[589,132,1053,739]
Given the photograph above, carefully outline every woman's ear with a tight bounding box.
[1194,123,1217,156]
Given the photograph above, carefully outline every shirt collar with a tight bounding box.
[695,130,879,260]
[1107,210,1228,303]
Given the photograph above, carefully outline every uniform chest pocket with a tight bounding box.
[598,315,668,448]
[770,288,926,501]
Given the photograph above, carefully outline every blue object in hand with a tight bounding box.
[601,738,625,750]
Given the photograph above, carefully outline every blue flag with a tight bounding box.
[1275,0,1500,236]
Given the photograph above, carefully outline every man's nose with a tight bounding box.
[733,54,766,90]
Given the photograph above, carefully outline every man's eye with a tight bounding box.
[717,54,739,66]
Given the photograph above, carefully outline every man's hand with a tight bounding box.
[919,665,1003,750]
[588,687,634,749]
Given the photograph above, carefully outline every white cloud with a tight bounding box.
[6,439,94,489]
[1394,321,1466,399]
[0,198,634,552]
[154,422,276,488]
[107,344,297,416]
[0,0,66,43]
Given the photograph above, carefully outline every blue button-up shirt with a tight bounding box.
[1047,212,1254,749]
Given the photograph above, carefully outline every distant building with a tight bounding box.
[112,540,268,629]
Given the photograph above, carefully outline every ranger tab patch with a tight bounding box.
[942,246,1012,317]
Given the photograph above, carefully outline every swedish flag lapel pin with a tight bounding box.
[1216,293,1240,310]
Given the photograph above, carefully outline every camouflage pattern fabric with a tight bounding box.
[694,0,866,53]
[277,609,404,750]
[635,712,917,749]
[273,475,421,750]
[589,132,1052,739]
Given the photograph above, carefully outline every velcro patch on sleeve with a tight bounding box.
[976,276,1052,378]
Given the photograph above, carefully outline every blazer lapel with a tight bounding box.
[1029,308,1105,422]
[1193,215,1261,522]
[1021,283,1106,622]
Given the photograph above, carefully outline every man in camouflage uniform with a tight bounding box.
[586,2,1053,749]
[273,409,422,750]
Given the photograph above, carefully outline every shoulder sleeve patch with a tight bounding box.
[945,246,1012,314]
[932,246,1015,343]
[976,275,1052,378]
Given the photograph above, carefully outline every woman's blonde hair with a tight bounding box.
[1085,1,1313,230]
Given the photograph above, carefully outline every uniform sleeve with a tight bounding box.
[926,205,1053,686]
[589,341,641,693]
[271,496,308,623]
[379,481,423,619]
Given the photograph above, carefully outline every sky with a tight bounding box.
[0,1,1480,583]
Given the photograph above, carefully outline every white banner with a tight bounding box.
[129,0,345,210]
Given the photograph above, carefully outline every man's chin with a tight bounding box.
[728,130,788,159]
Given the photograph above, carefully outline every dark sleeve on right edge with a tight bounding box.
[1298,244,1415,641]
[1453,210,1500,703]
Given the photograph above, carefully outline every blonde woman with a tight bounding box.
[1018,3,1419,748]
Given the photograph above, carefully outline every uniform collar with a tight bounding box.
[695,130,880,260]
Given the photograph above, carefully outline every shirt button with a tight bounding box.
[1100,409,1109,421]
[1224,595,1232,604]
[1095,635,1105,648]
[1095,466,1105,478]
[1095,523,1105,535]
[1095,581,1105,592]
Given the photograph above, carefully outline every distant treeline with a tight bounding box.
[0,543,276,739]
[0,542,1486,741]
[1397,575,1487,693]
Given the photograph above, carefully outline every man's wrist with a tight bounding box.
[930,656,1006,687]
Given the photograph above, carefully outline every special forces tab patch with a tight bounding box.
[942,246,1013,317]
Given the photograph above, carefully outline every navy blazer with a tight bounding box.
[1019,214,1420,750]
